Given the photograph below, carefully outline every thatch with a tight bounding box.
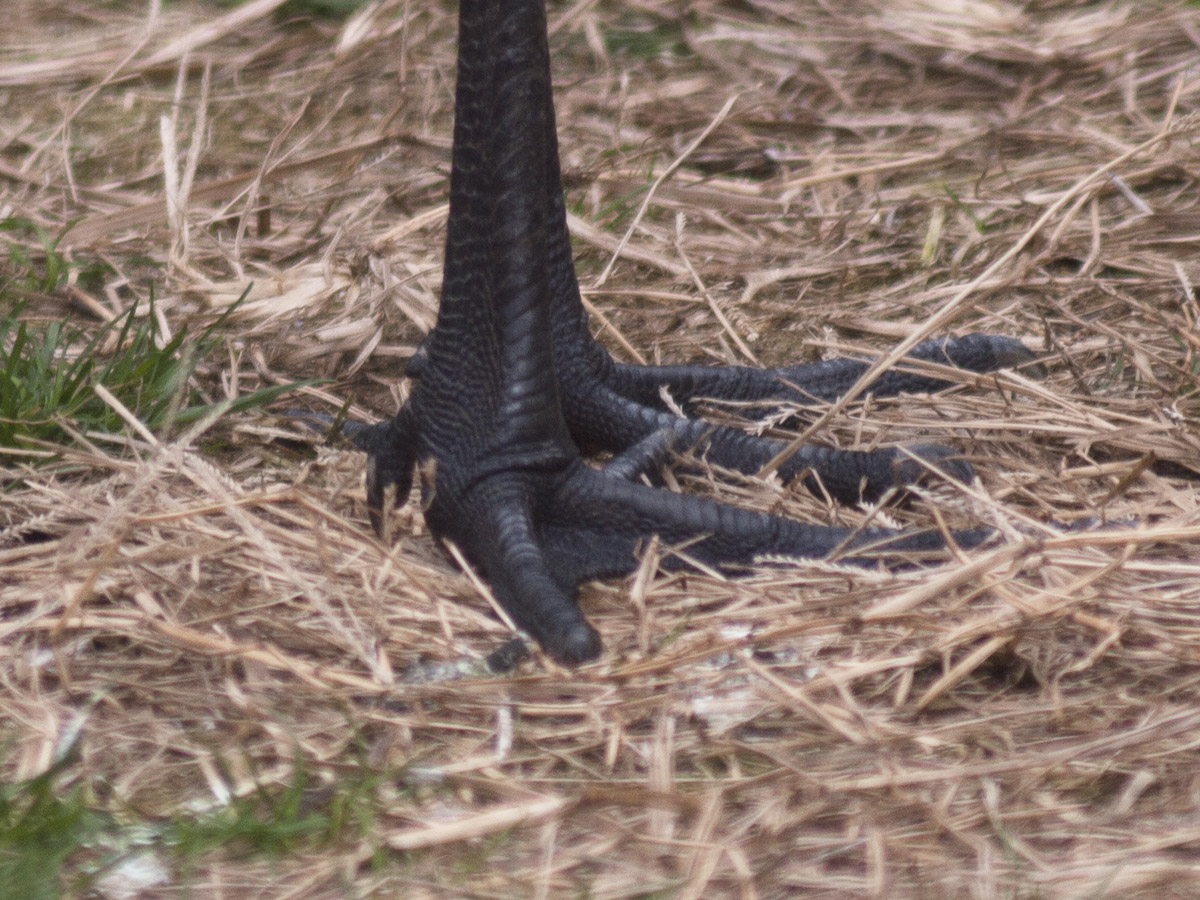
[4,0,1200,896]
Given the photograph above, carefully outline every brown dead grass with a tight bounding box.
[4,0,1200,897]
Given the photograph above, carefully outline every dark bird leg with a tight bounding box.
[361,0,1030,664]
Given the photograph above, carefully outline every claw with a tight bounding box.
[361,417,415,537]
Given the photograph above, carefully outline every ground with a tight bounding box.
[3,1,1200,898]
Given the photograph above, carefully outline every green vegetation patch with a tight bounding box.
[0,219,306,464]
[0,749,383,900]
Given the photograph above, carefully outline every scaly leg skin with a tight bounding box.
[359,0,1035,665]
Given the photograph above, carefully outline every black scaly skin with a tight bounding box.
[359,0,1035,664]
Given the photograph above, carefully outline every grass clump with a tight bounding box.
[0,217,306,463]
[0,295,306,463]
[0,745,383,900]
[0,756,103,900]
[172,764,382,862]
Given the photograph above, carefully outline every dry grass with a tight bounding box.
[4,0,1200,897]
